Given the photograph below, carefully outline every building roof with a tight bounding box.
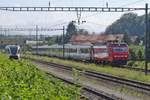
[70,34,124,44]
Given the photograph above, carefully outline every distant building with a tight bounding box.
[130,36,138,43]
[26,40,44,46]
[69,34,124,44]
[130,35,142,45]
[0,39,25,49]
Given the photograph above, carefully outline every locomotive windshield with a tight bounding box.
[113,47,128,52]
[95,49,108,53]
[10,46,18,55]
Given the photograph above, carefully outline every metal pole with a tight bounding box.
[63,26,65,58]
[36,25,38,54]
[145,3,148,75]
[0,26,2,36]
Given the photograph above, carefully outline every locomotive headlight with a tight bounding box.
[124,55,127,57]
[114,55,118,57]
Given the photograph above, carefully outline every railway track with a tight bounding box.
[48,72,120,100]
[25,57,150,95]
[30,54,150,73]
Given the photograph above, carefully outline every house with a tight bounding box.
[69,34,124,44]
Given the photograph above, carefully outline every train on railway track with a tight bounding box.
[32,42,130,65]
[5,45,21,59]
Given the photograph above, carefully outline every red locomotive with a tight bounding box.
[92,43,129,65]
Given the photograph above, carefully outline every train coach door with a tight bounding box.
[90,45,94,61]
[5,47,10,55]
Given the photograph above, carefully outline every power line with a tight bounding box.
[0,27,63,31]
[86,21,108,26]
[0,6,145,12]
[49,22,68,27]
[48,12,101,28]
[121,0,146,7]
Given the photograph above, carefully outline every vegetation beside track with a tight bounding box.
[129,45,144,60]
[127,60,150,69]
[24,54,150,83]
[0,54,80,99]
[127,45,150,69]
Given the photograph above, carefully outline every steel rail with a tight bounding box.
[31,54,150,72]
[25,57,150,93]
[47,72,119,100]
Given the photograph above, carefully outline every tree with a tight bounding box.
[123,33,131,44]
[64,22,77,43]
[137,49,143,60]
[105,12,145,36]
[78,29,89,35]
[130,49,136,60]
[45,36,57,45]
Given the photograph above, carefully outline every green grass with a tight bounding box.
[0,54,80,100]
[24,54,150,83]
[127,60,150,69]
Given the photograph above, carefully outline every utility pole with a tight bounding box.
[106,2,108,8]
[63,26,65,58]
[145,3,148,75]
[4,30,7,37]
[49,1,51,7]
[0,26,2,36]
[36,25,38,54]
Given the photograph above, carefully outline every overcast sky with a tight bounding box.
[0,0,149,35]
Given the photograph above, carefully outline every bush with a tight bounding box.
[0,54,80,99]
[127,61,134,66]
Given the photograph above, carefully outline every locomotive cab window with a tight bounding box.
[80,48,90,53]
[94,49,108,53]
[113,47,128,52]
[10,46,18,54]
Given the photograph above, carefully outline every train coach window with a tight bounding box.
[80,48,90,53]
[113,47,128,52]
[65,48,69,52]
[70,48,77,53]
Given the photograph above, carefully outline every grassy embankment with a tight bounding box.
[0,54,80,99]
[24,54,150,83]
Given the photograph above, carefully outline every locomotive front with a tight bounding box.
[5,45,21,59]
[108,43,129,65]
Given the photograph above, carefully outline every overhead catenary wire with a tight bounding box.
[48,12,101,28]
[121,0,146,7]
[86,21,108,26]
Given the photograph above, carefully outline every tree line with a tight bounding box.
[46,22,89,45]
[46,12,148,45]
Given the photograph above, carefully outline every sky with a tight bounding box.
[0,0,149,35]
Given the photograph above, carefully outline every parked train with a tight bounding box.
[32,42,129,65]
[5,45,21,59]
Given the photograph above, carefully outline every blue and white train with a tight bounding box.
[5,45,21,59]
